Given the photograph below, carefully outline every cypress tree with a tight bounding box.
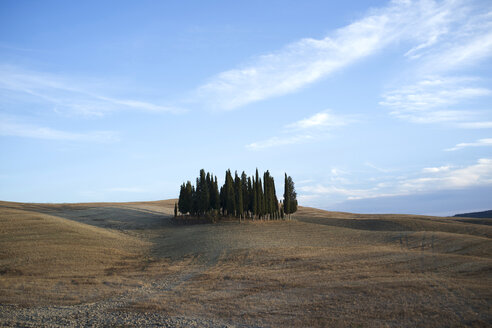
[262,170,278,220]
[263,171,270,219]
[234,171,243,218]
[258,178,264,219]
[241,171,248,217]
[212,176,220,211]
[283,173,297,219]
[177,168,286,221]
[247,176,253,217]
[268,174,279,219]
[206,172,212,211]
[191,185,197,216]
[178,183,185,214]
[284,174,290,216]
[184,181,192,215]
[219,184,225,215]
[252,177,257,219]
[196,169,210,216]
[225,169,236,216]
[179,182,193,215]
[174,202,178,217]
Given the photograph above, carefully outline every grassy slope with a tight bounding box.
[0,201,149,305]
[0,200,491,326]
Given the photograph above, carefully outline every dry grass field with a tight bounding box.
[0,200,491,327]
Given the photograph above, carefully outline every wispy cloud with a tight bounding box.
[246,109,349,150]
[197,0,461,110]
[0,65,183,117]
[106,187,146,193]
[285,110,348,130]
[401,158,492,192]
[422,165,451,173]
[380,2,492,126]
[0,116,118,142]
[457,121,492,129]
[364,162,392,173]
[300,158,492,202]
[445,138,492,151]
[381,77,490,112]
[300,184,378,200]
[380,77,491,124]
[246,134,314,151]
[417,10,492,72]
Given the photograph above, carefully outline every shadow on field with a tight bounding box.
[297,216,407,231]
[0,201,173,230]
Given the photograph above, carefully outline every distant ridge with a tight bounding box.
[454,210,492,218]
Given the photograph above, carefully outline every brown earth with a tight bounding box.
[0,200,491,327]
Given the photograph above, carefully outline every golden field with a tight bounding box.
[0,200,490,327]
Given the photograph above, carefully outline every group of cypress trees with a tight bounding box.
[177,169,297,220]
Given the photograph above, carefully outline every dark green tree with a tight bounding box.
[263,170,278,219]
[224,169,236,216]
[234,171,243,218]
[283,173,297,219]
[271,176,279,218]
[178,181,193,215]
[257,178,264,219]
[178,183,185,214]
[247,176,253,217]
[206,172,212,211]
[174,202,178,217]
[177,168,291,221]
[196,169,210,216]
[212,176,220,211]
[191,185,198,216]
[240,172,249,217]
[263,171,271,218]
[219,184,225,215]
[252,177,257,219]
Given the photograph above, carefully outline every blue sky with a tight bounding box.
[1,0,491,215]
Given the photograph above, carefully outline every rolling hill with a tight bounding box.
[0,200,490,327]
[454,209,492,218]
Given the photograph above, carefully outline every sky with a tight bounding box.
[1,0,491,216]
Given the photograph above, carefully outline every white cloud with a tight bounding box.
[418,10,492,72]
[197,0,462,110]
[364,162,391,173]
[246,109,349,150]
[445,138,492,151]
[297,179,314,185]
[381,77,490,112]
[457,121,492,129]
[0,116,117,142]
[300,184,377,200]
[246,134,314,150]
[331,168,348,176]
[0,65,183,117]
[427,31,492,71]
[401,158,492,191]
[380,3,492,126]
[380,76,491,124]
[422,165,451,173]
[300,158,492,202]
[297,194,321,203]
[285,110,348,130]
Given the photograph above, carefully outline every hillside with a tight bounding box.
[1,200,491,327]
[454,209,492,218]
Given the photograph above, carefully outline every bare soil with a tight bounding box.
[0,200,491,327]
